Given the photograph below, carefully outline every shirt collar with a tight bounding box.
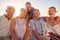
[33,17,40,21]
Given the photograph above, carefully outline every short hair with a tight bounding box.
[33,9,39,12]
[6,6,15,11]
[33,9,40,14]
[20,8,26,11]
[25,2,31,5]
[49,7,57,12]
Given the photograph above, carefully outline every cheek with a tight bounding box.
[9,13,13,17]
[9,10,14,13]
[24,13,27,16]
[11,11,14,13]
[20,13,24,16]
[57,18,60,22]
[49,11,53,13]
[9,14,12,17]
[34,14,38,17]
[49,10,55,14]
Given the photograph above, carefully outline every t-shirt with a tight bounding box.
[30,17,46,40]
[0,15,11,37]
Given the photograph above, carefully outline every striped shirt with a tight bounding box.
[30,17,46,40]
[0,15,11,37]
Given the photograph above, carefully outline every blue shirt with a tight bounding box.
[30,17,46,40]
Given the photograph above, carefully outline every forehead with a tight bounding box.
[34,10,39,13]
[26,4,31,6]
[20,9,26,12]
[49,8,55,10]
[33,10,40,14]
[7,7,15,10]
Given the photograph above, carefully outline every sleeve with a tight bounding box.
[0,16,3,25]
[30,20,35,31]
[43,22,50,40]
[59,25,60,35]
[0,16,2,22]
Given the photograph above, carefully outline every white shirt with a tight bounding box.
[46,23,60,35]
[45,22,60,40]
[15,18,26,39]
[0,15,11,37]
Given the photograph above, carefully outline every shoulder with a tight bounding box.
[42,16,49,22]
[55,16,60,19]
[40,17,46,21]
[12,16,20,20]
[32,7,35,9]
[0,15,7,22]
[11,18,16,23]
[15,16,20,19]
[0,15,3,18]
[56,16,60,23]
[30,19,34,23]
[40,17,44,19]
[0,16,3,19]
[30,19,34,21]
[32,7,35,10]
[10,18,16,28]
[0,15,5,19]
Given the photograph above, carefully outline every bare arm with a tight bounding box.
[10,19,19,40]
[24,20,30,40]
[32,30,43,40]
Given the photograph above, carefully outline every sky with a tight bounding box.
[0,0,60,17]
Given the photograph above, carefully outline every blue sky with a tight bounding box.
[0,0,60,17]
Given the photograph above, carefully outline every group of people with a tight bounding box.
[0,2,60,40]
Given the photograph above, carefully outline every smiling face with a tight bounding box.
[25,2,32,11]
[6,6,15,19]
[33,9,40,19]
[20,8,27,18]
[48,7,56,17]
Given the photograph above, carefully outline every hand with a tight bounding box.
[14,38,19,40]
[48,32,60,40]
[45,31,50,37]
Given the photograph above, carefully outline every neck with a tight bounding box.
[50,17,55,20]
[5,14,11,20]
[20,16,25,19]
[27,8,32,12]
[35,17,40,20]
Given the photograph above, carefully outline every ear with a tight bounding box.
[55,11,57,13]
[6,9,8,12]
[39,13,40,15]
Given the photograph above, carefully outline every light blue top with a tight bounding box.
[15,18,26,40]
[30,17,46,40]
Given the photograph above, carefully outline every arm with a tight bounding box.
[30,20,43,40]
[0,16,4,25]
[49,32,60,40]
[24,20,30,40]
[10,19,19,40]
[32,30,43,40]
